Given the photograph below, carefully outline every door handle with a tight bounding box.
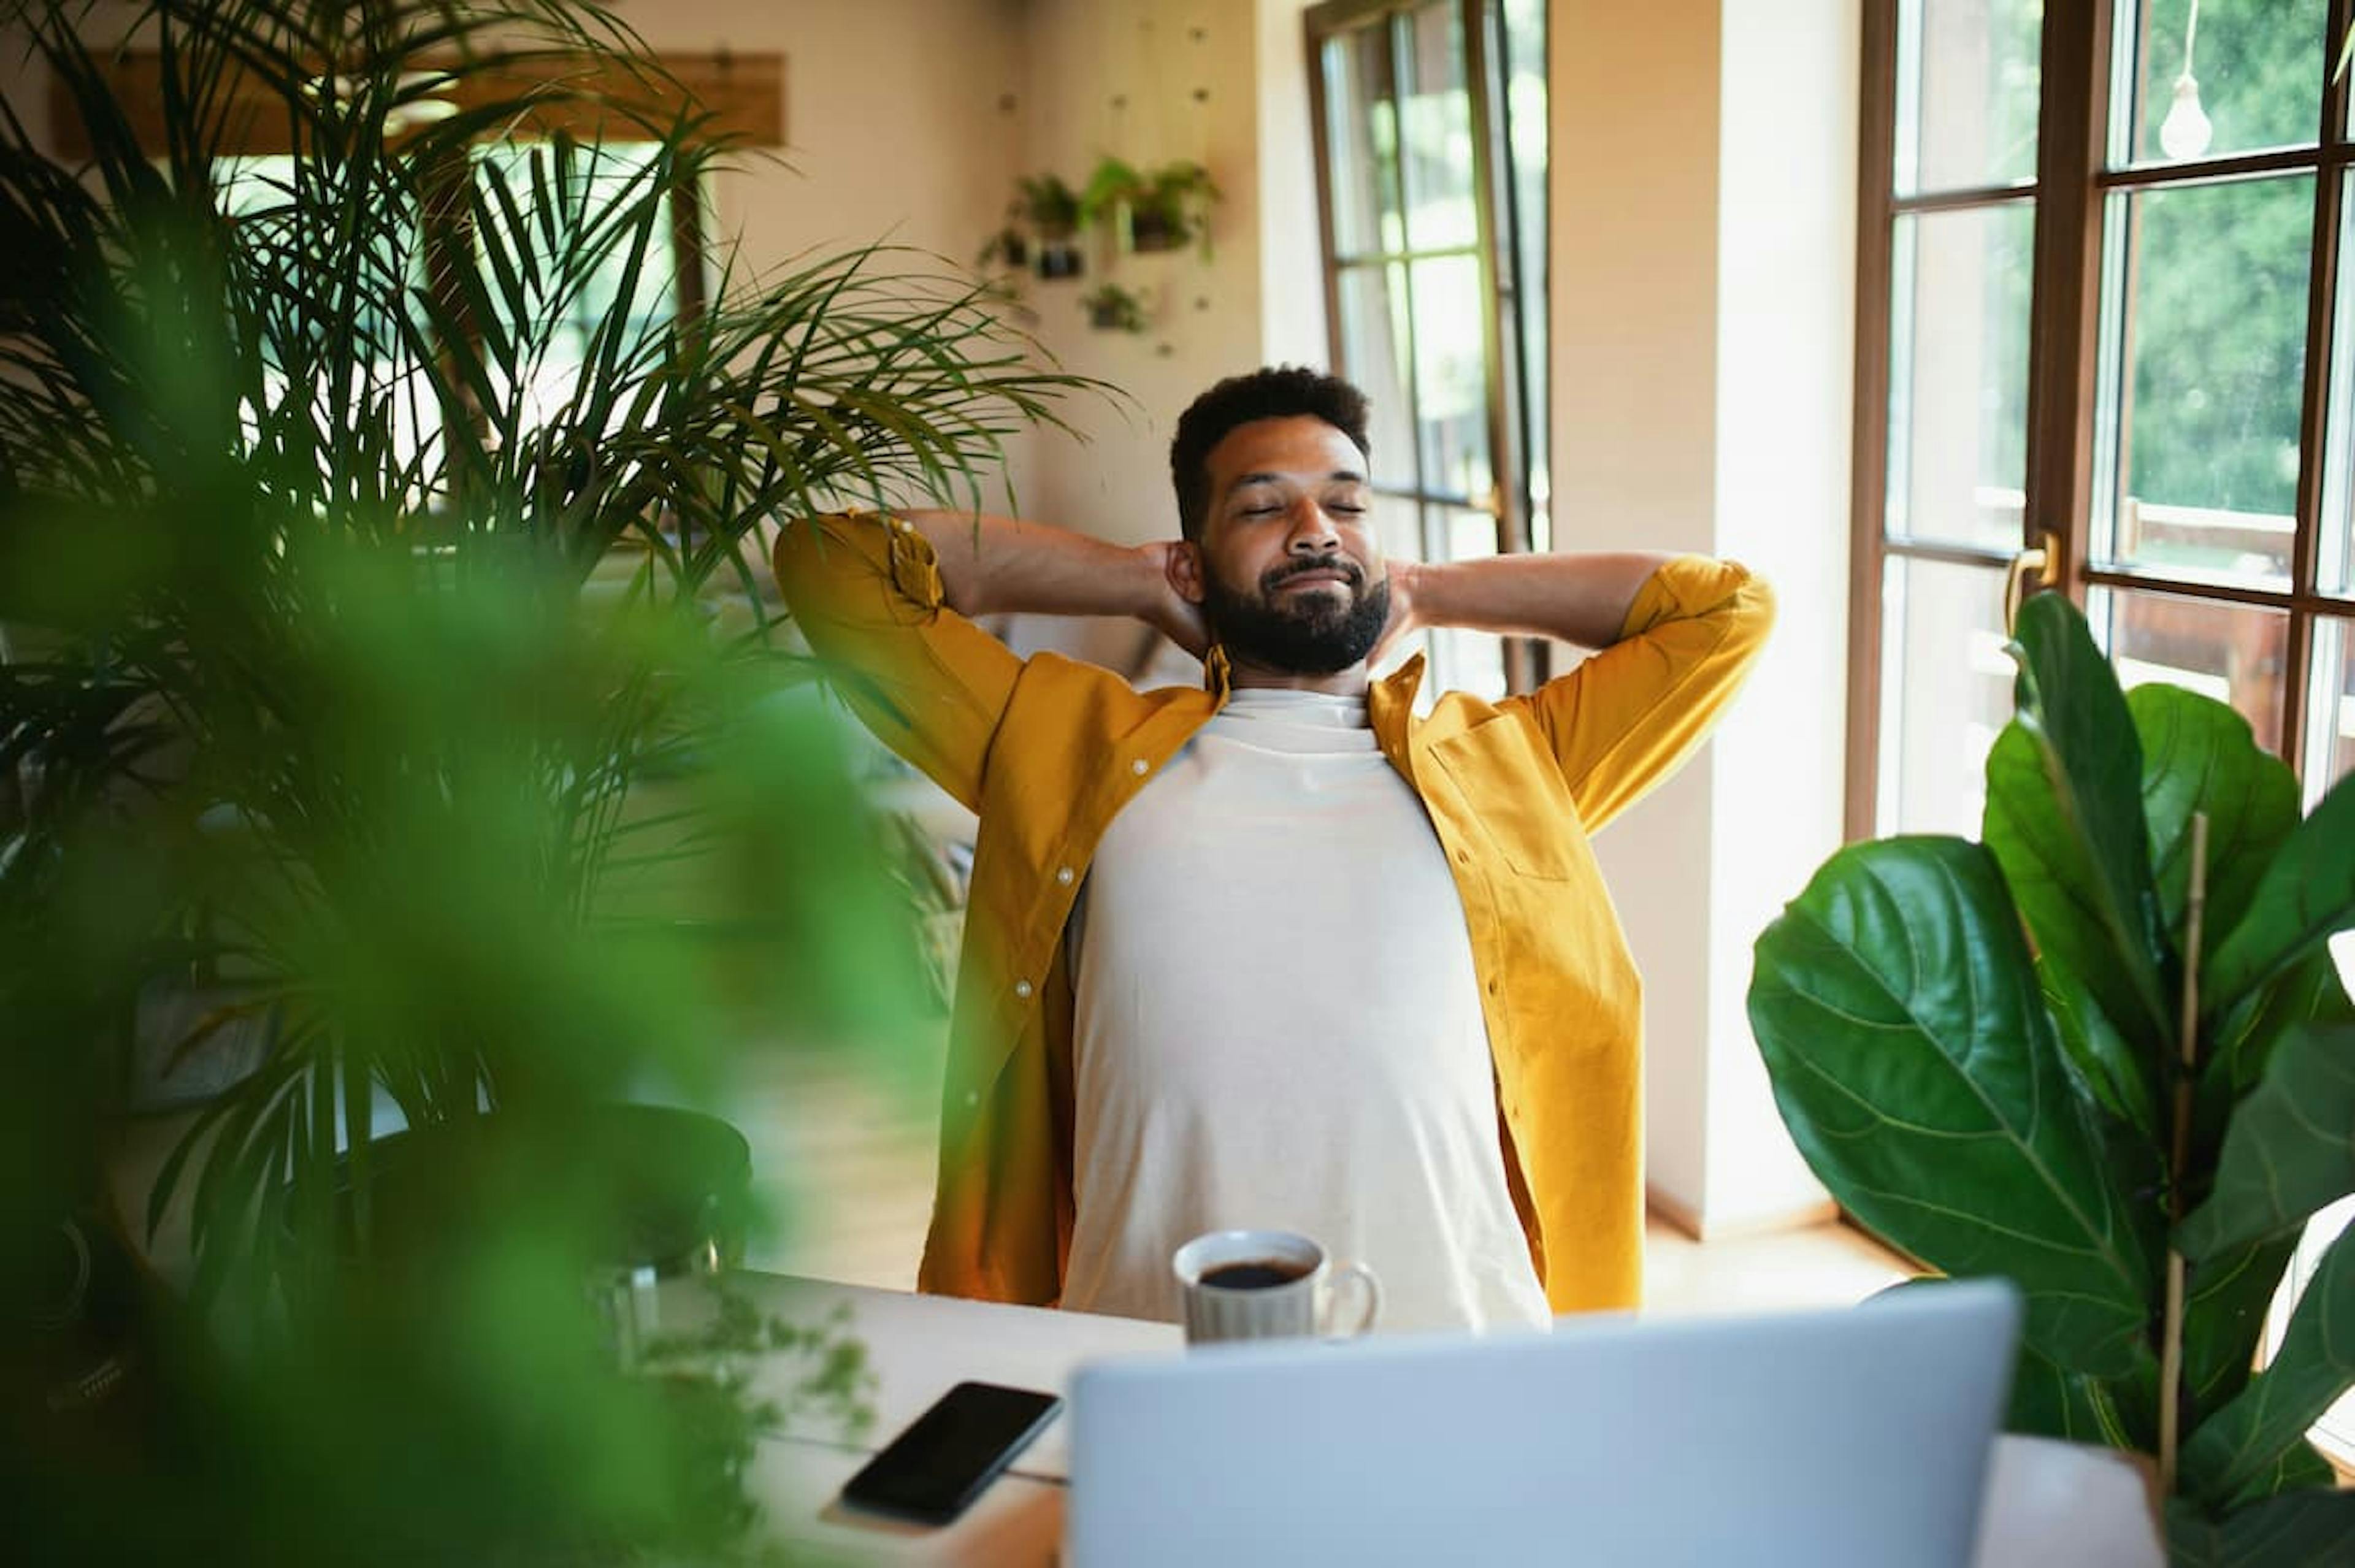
[2004,530,2060,633]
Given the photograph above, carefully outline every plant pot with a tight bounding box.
[1128,210,1183,253]
[1034,241,1083,280]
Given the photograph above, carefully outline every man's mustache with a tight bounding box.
[1260,557,1366,593]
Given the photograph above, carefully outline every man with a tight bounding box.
[773,367,1771,1330]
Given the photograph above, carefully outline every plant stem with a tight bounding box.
[2159,811,2209,1495]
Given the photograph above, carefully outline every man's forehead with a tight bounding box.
[1209,416,1365,488]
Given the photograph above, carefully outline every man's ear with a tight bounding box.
[1167,540,1208,605]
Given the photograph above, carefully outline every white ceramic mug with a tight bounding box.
[1171,1228,1382,1345]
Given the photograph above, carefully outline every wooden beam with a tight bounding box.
[50,48,785,161]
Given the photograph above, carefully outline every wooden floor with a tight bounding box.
[729,1022,1917,1315]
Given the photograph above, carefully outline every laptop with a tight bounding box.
[1066,1279,2021,1567]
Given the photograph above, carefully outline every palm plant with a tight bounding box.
[1,0,1095,1555]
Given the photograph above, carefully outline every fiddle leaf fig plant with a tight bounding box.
[1749,592,2355,1562]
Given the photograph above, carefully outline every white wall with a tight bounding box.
[1704,0,1858,1231]
[1551,0,1857,1234]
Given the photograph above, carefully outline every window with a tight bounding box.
[1306,0,1548,698]
[1853,0,2355,1470]
[1853,1,2354,841]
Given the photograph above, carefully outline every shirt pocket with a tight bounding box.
[1431,717,1584,882]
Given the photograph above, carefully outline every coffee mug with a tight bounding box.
[1171,1229,1382,1345]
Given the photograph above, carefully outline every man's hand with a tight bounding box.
[1133,541,1212,660]
[1367,557,1424,670]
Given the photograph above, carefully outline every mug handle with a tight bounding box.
[1321,1261,1382,1338]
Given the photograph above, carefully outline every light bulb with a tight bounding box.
[2159,73,2212,159]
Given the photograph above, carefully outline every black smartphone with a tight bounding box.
[838,1380,1064,1525]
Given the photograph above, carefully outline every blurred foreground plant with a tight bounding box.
[1,0,1095,1558]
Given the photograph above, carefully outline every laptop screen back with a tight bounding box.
[1066,1279,2021,1568]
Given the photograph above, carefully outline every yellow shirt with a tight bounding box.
[773,513,1774,1314]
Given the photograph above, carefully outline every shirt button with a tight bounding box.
[1487,978,1501,996]
[964,1089,980,1108]
[1130,758,1150,776]
[1014,979,1034,1000]
[1455,848,1472,866]
[1055,866,1074,885]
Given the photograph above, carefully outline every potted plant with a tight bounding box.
[1079,155,1220,256]
[1081,281,1151,334]
[1013,172,1084,279]
[1748,592,2355,1562]
[1,0,1093,1558]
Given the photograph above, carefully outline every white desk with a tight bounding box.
[659,1272,2164,1567]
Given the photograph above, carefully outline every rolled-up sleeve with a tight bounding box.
[772,513,1019,813]
[1504,556,1775,833]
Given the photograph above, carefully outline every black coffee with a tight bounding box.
[1201,1260,1309,1290]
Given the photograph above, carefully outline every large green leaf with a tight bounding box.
[2179,1025,2355,1261]
[2166,1488,2355,1567]
[1986,721,2171,1065]
[2042,953,2162,1166]
[2001,591,2172,1045]
[2007,1337,2152,1450]
[2131,684,2299,971]
[2183,1234,2303,1427]
[2202,953,2355,1147]
[1749,836,2158,1377]
[2180,1221,2355,1511]
[2204,771,2355,1024]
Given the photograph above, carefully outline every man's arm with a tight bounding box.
[895,510,1209,657]
[1376,551,1674,659]
[771,510,1210,813]
[1404,549,1774,833]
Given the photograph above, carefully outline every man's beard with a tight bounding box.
[1201,557,1391,676]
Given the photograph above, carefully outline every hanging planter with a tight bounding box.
[1081,283,1149,334]
[1079,156,1220,257]
[1010,174,1084,281]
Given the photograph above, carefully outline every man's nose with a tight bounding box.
[1285,500,1341,553]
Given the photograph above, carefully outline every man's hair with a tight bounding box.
[1168,366,1373,541]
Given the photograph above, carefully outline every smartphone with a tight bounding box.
[838,1380,1064,1525]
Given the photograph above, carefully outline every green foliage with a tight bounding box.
[1077,155,1221,253]
[1,0,1097,1558]
[1749,592,2355,1560]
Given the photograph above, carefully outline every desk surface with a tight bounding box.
[659,1272,2163,1567]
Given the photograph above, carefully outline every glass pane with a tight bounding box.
[2113,0,2326,167]
[2305,614,2355,798]
[1885,203,2035,549]
[2093,178,2311,589]
[2090,586,2290,751]
[1893,0,2044,194]
[1399,3,1478,251]
[1371,492,1425,567]
[1503,0,1549,553]
[1322,25,1402,256]
[1336,264,1417,491]
[2319,180,2355,596]
[1441,504,1501,564]
[1408,254,1492,502]
[1877,556,2013,837]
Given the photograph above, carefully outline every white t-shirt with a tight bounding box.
[1060,687,1552,1333]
